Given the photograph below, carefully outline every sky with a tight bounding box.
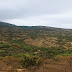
[0,0,72,29]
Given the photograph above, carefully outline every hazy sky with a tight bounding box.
[0,0,72,28]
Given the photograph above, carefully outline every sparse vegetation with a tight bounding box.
[0,22,72,72]
[20,53,42,68]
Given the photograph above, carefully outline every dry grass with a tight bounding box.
[0,56,72,72]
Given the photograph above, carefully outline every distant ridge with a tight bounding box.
[0,21,16,27]
[0,21,72,31]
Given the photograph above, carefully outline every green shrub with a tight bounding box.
[0,44,11,49]
[20,54,42,68]
[0,51,9,57]
[0,57,3,60]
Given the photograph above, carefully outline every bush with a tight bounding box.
[0,51,9,57]
[0,44,11,49]
[0,57,3,60]
[20,54,42,68]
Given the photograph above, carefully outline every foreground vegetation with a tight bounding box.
[0,40,72,72]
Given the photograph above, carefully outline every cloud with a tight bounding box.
[0,0,72,28]
[5,10,72,28]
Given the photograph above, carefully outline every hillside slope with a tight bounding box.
[0,22,72,72]
[0,22,72,48]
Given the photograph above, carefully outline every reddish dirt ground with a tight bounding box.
[0,56,72,72]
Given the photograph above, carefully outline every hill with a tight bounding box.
[0,21,72,72]
[0,21,72,49]
[0,21,16,27]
